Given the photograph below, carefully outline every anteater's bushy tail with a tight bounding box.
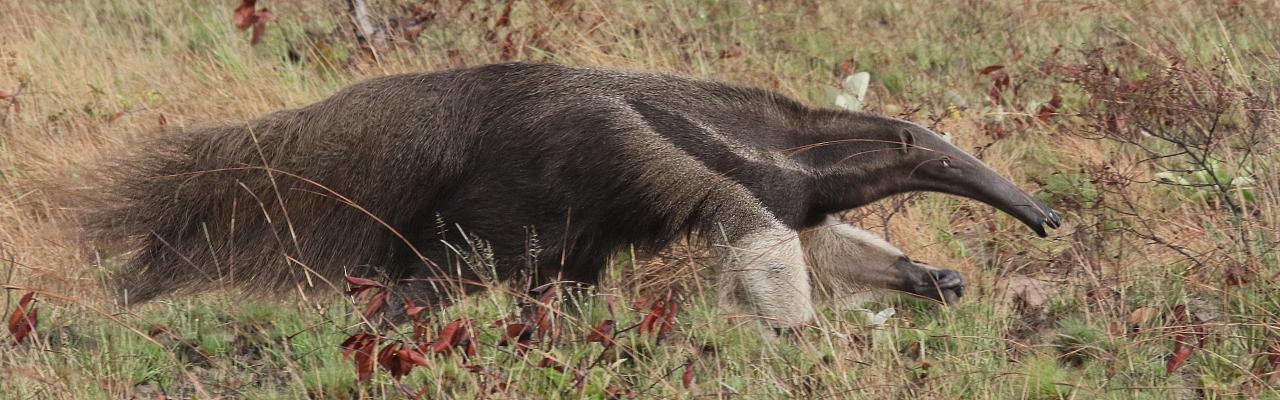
[85,107,427,304]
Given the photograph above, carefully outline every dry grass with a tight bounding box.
[1,0,1278,398]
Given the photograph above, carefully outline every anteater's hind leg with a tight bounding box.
[377,226,499,324]
[525,238,614,318]
[378,257,494,324]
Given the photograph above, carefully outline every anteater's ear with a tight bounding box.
[897,128,916,153]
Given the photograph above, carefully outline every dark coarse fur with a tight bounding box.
[89,63,1057,307]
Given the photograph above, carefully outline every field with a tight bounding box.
[2,0,1279,398]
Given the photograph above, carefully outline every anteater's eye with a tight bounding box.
[941,157,952,168]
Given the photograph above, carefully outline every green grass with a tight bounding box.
[2,0,1278,398]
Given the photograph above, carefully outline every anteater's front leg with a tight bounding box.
[800,215,964,304]
[714,221,816,328]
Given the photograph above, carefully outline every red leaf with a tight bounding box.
[249,9,272,45]
[979,65,1005,75]
[431,319,469,354]
[494,1,513,29]
[538,356,564,372]
[233,0,258,30]
[405,347,430,367]
[362,290,388,320]
[8,292,37,345]
[344,276,384,288]
[640,290,677,339]
[339,332,380,381]
[378,342,401,375]
[157,113,168,127]
[500,32,516,60]
[376,341,428,380]
[498,323,523,344]
[985,69,1011,106]
[1164,304,1202,376]
[404,298,426,320]
[463,337,477,358]
[339,332,367,353]
[638,312,659,336]
[586,320,615,347]
[605,385,632,399]
[719,42,744,59]
[1225,264,1253,286]
[1037,91,1063,123]
[11,308,36,345]
[525,285,561,344]
[682,362,695,389]
[1166,341,1194,375]
[499,322,532,352]
[659,302,678,339]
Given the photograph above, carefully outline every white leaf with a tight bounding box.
[870,307,895,326]
[1231,176,1255,187]
[834,93,859,111]
[834,72,870,111]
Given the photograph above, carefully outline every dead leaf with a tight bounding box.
[378,341,429,380]
[344,275,384,288]
[719,43,744,59]
[682,362,695,388]
[249,9,272,45]
[1225,263,1254,286]
[1125,307,1158,333]
[404,298,426,320]
[1166,338,1194,375]
[1164,303,1207,375]
[362,290,388,320]
[232,0,272,46]
[605,385,632,399]
[1037,91,1063,123]
[498,323,532,354]
[585,320,615,347]
[8,292,37,345]
[538,356,564,372]
[979,64,1006,75]
[1004,275,1048,311]
[430,319,471,355]
[345,275,385,303]
[339,332,380,381]
[233,0,258,30]
[659,301,678,339]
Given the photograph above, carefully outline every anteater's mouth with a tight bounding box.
[1027,208,1062,238]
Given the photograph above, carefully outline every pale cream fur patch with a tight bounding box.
[716,223,815,327]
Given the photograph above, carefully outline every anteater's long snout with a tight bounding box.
[977,171,1062,238]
